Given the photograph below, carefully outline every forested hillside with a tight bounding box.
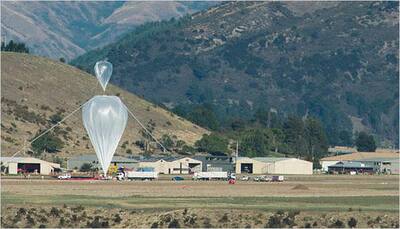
[72,1,399,148]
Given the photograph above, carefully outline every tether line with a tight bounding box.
[4,100,90,161]
[124,105,168,153]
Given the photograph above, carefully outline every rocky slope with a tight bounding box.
[1,1,217,60]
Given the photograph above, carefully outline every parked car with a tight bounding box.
[172,176,184,181]
[116,172,125,181]
[57,173,71,180]
[241,176,250,181]
[253,176,261,182]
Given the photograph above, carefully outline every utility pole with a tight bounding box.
[236,141,239,158]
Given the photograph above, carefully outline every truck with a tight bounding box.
[124,171,158,180]
[271,175,284,182]
[192,171,228,180]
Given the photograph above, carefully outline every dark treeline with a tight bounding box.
[193,111,329,167]
[1,40,29,53]
[175,104,376,165]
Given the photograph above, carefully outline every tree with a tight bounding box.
[304,118,328,160]
[240,129,271,157]
[187,105,220,131]
[59,57,66,63]
[49,113,63,124]
[80,163,93,172]
[1,40,29,53]
[195,133,228,154]
[31,132,64,154]
[355,132,376,152]
[283,116,307,156]
[160,134,174,149]
[338,130,353,146]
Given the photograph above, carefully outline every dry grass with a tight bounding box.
[1,175,398,228]
[1,52,208,157]
[2,175,398,198]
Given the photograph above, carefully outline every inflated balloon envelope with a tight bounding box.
[82,95,128,175]
[94,61,113,91]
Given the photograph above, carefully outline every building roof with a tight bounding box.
[1,157,60,168]
[130,156,181,162]
[328,146,357,154]
[320,152,399,161]
[68,155,138,163]
[353,157,400,163]
[237,157,303,163]
[328,161,373,169]
[253,157,290,163]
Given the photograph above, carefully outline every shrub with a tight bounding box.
[219,213,229,223]
[168,219,180,228]
[276,210,285,215]
[114,214,122,223]
[50,207,60,217]
[282,215,295,227]
[331,219,345,228]
[151,222,159,228]
[38,215,48,223]
[87,216,109,228]
[72,205,85,212]
[59,217,65,226]
[348,217,357,228]
[203,217,212,228]
[17,208,27,215]
[266,214,283,228]
[26,215,35,226]
[288,210,300,218]
[49,113,63,124]
[80,163,93,172]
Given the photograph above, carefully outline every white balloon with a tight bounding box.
[94,61,113,91]
[82,96,128,175]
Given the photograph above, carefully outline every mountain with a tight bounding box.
[71,1,399,147]
[1,52,208,160]
[1,1,217,60]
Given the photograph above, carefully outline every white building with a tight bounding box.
[235,157,313,175]
[1,157,60,175]
[138,156,202,174]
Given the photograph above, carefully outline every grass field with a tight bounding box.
[1,175,399,227]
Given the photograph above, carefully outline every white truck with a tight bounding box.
[192,171,228,180]
[125,171,158,180]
